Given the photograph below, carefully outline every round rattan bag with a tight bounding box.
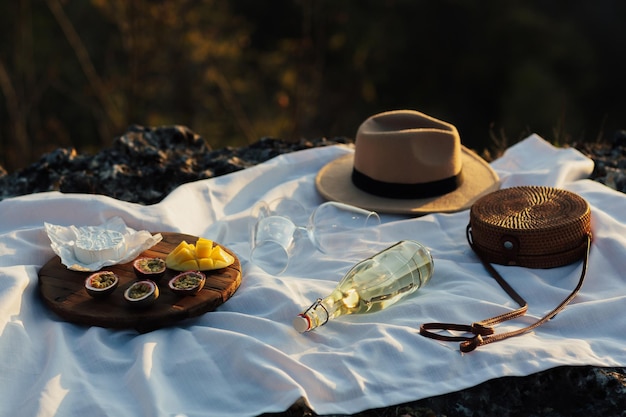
[420,186,592,352]
[468,186,591,268]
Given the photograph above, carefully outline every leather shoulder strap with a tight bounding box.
[420,226,591,352]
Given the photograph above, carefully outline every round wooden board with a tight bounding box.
[38,232,241,332]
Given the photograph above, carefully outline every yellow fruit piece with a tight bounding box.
[166,237,235,271]
[177,247,196,261]
[200,244,234,270]
[178,259,199,271]
[166,241,194,270]
[167,240,188,258]
[197,237,212,245]
[195,238,214,259]
[198,257,215,270]
[214,260,229,269]
[211,246,235,267]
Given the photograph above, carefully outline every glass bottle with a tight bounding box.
[293,240,434,332]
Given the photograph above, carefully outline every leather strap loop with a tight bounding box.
[419,322,493,343]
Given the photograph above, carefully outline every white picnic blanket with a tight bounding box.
[1,134,625,417]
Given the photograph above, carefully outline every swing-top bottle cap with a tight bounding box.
[293,315,310,333]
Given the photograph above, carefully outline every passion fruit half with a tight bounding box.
[133,257,166,280]
[123,280,159,308]
[168,271,206,296]
[85,271,119,298]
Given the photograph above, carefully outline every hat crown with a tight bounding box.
[365,110,454,133]
[354,110,462,184]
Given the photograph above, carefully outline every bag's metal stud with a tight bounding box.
[503,240,514,250]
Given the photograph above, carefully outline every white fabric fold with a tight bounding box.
[1,135,624,417]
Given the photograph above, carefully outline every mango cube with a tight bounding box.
[198,257,215,270]
[195,238,214,259]
[178,259,199,271]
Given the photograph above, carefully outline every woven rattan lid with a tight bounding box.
[469,186,591,268]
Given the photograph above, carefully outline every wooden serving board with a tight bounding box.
[38,232,241,332]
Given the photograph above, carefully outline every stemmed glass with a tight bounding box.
[250,199,381,275]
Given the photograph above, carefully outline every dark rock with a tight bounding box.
[0,125,352,205]
[573,134,626,194]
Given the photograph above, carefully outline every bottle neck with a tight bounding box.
[294,297,336,332]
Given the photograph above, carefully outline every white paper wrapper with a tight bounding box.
[44,216,163,271]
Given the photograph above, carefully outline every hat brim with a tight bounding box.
[315,146,500,215]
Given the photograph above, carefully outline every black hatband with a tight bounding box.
[351,168,463,199]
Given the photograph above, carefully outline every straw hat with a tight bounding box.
[315,110,500,215]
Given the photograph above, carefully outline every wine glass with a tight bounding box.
[307,201,381,255]
[249,199,381,275]
[248,199,306,275]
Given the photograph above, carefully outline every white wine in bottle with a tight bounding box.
[293,240,434,332]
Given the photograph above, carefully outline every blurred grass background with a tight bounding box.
[1,0,624,172]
